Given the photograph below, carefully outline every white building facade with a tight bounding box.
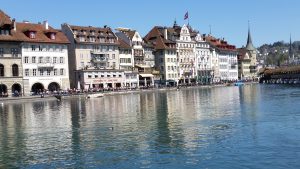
[62,24,123,90]
[18,21,70,95]
[195,33,213,84]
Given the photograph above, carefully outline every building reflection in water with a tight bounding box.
[0,85,261,168]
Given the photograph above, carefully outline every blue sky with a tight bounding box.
[2,0,299,47]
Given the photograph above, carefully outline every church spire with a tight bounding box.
[173,18,178,28]
[289,33,294,61]
[246,21,255,51]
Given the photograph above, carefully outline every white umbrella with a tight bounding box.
[90,80,93,89]
[77,81,81,90]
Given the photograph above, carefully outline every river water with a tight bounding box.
[0,84,300,168]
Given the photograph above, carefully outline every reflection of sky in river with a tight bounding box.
[1,84,300,168]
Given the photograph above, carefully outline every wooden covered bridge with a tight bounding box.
[259,65,300,84]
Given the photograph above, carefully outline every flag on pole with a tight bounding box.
[184,12,189,20]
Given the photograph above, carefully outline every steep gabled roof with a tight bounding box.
[144,26,176,50]
[118,38,131,49]
[0,10,12,26]
[246,26,255,51]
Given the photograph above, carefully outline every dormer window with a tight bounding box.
[50,33,56,40]
[89,37,95,42]
[79,36,85,42]
[29,31,36,39]
[0,29,10,35]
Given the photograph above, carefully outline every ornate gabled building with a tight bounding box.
[169,23,197,84]
[238,26,257,79]
[62,24,123,89]
[144,26,178,86]
[117,36,139,88]
[0,10,23,96]
[116,28,157,87]
[115,28,145,67]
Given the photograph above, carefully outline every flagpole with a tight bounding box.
[188,12,190,25]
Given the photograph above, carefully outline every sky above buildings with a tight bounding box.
[2,0,299,47]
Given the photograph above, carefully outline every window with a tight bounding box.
[25,69,29,76]
[12,64,19,77]
[0,29,10,35]
[46,57,50,63]
[24,57,29,63]
[54,69,57,75]
[31,45,36,51]
[60,69,64,75]
[38,45,43,51]
[88,75,92,78]
[0,64,4,76]
[47,69,51,76]
[32,56,36,63]
[59,57,64,63]
[50,33,56,40]
[38,57,43,63]
[53,57,57,64]
[112,54,115,59]
[29,32,36,39]
[95,75,98,78]
[39,69,44,76]
[11,48,18,57]
[0,48,3,56]
[33,69,36,76]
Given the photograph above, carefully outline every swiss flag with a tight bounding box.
[184,12,189,20]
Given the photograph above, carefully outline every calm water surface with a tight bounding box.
[1,84,300,168]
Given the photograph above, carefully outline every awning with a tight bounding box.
[139,74,154,78]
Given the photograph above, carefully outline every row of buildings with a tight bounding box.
[0,10,257,96]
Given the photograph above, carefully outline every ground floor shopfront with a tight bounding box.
[0,78,23,97]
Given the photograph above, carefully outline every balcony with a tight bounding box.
[37,63,54,68]
[91,54,108,63]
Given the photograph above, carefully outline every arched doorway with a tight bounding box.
[48,82,60,92]
[31,83,44,95]
[0,84,8,97]
[12,83,22,96]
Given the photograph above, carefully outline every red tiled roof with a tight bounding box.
[0,22,69,44]
[0,10,12,26]
[0,10,69,43]
[121,29,136,39]
[69,25,118,45]
[118,38,131,49]
[144,26,176,50]
[204,35,237,52]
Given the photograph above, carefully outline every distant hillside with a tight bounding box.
[257,41,300,66]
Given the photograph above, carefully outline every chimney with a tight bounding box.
[164,28,168,40]
[12,19,16,31]
[43,20,48,30]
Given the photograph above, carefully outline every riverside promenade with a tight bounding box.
[0,82,258,103]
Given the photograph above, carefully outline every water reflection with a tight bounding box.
[0,85,300,168]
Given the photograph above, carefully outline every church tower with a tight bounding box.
[289,34,294,63]
[245,23,257,74]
